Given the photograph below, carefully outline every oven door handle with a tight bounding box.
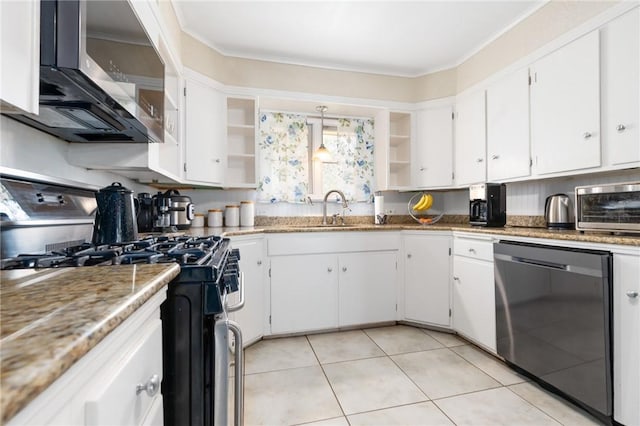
[228,320,244,426]
[226,272,245,312]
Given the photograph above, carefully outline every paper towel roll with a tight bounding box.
[374,195,385,224]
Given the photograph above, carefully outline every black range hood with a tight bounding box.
[4,0,164,143]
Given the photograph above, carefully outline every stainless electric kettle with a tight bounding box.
[544,193,575,229]
[93,182,138,244]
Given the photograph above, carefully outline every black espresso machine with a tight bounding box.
[469,183,506,227]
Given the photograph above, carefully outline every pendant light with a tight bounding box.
[312,105,333,162]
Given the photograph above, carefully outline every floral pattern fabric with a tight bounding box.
[257,112,375,203]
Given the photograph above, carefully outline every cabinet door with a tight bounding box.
[338,251,397,327]
[486,67,531,181]
[454,90,487,186]
[184,78,226,185]
[270,254,338,334]
[229,237,265,346]
[530,31,600,175]
[0,0,39,114]
[452,256,496,352]
[414,106,454,188]
[601,7,640,167]
[404,235,451,327]
[613,253,640,426]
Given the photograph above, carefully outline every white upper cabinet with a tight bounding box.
[226,97,257,188]
[375,110,413,191]
[0,0,39,114]
[454,90,487,186]
[486,68,531,181]
[530,31,601,175]
[183,74,226,185]
[601,7,640,167]
[414,105,454,188]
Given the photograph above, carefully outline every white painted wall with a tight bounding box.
[0,116,154,192]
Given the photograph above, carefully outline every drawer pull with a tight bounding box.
[626,291,639,299]
[136,374,160,397]
[468,248,476,254]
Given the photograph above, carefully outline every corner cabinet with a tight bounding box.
[413,104,454,189]
[530,30,601,176]
[0,0,39,114]
[486,67,531,181]
[454,90,487,186]
[601,7,640,168]
[403,232,452,327]
[183,72,226,186]
[451,234,496,353]
[225,97,257,188]
[375,110,413,190]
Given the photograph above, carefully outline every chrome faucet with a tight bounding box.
[322,189,349,225]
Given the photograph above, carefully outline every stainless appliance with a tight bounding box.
[0,170,244,426]
[3,0,164,143]
[164,190,195,230]
[544,193,575,229]
[93,182,138,244]
[576,182,640,234]
[153,191,172,231]
[494,241,612,424]
[469,183,506,227]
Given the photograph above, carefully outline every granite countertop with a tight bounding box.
[191,223,640,247]
[0,263,180,424]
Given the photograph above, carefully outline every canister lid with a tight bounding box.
[225,205,239,208]
[194,213,205,216]
[208,209,223,212]
[240,200,254,204]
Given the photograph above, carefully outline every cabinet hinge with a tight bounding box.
[183,163,187,172]
[396,304,398,312]
[451,112,454,120]
[184,87,187,97]
[395,261,397,270]
[269,315,271,324]
[449,247,451,256]
[449,308,452,317]
[529,158,533,167]
[452,172,455,180]
[268,268,271,278]
[528,75,532,86]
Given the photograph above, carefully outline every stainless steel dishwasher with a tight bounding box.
[494,241,612,423]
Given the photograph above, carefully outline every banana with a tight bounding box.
[422,194,433,211]
[412,194,427,211]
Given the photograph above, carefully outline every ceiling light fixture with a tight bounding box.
[312,105,333,162]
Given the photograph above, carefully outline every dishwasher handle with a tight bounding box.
[494,252,605,278]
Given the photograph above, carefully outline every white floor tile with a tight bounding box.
[509,382,604,425]
[364,325,444,355]
[435,387,560,425]
[244,336,318,374]
[296,416,350,426]
[244,365,342,425]
[451,344,527,386]
[392,348,501,399]
[308,329,385,364]
[422,329,469,347]
[322,356,427,415]
[347,401,454,426]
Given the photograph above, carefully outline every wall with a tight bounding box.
[0,116,153,192]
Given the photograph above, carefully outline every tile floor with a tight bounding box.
[242,325,605,426]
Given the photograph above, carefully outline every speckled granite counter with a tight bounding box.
[0,263,180,424]
[190,223,640,247]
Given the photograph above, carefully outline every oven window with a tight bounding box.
[579,191,640,223]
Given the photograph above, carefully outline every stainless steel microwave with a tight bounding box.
[575,182,640,234]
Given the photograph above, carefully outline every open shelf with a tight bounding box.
[226,97,257,187]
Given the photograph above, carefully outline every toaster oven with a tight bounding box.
[575,182,640,234]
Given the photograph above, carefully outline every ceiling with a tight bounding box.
[172,1,545,77]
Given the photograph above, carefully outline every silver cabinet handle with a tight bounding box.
[419,166,426,171]
[407,253,412,259]
[225,272,245,312]
[228,321,244,426]
[626,291,639,298]
[342,266,347,272]
[476,158,484,163]
[214,158,221,163]
[327,267,333,273]
[468,248,476,254]
[136,374,160,397]
[257,260,262,266]
[583,132,592,139]
[617,124,626,133]
[453,276,460,281]
[491,155,500,160]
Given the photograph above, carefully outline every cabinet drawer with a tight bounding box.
[84,319,163,426]
[454,238,493,261]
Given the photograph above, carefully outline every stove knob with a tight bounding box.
[231,249,241,261]
[224,273,239,292]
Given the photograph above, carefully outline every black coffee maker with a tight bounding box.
[469,183,506,227]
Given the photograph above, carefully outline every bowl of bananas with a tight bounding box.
[408,192,444,225]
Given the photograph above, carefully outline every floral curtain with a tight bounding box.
[257,112,309,202]
[322,118,375,202]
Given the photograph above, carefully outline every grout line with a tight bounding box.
[502,385,566,425]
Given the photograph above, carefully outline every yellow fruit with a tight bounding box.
[412,194,427,211]
[422,194,433,211]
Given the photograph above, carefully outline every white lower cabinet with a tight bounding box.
[613,252,640,426]
[452,235,496,353]
[229,235,266,346]
[270,254,339,334]
[403,233,451,327]
[339,251,397,327]
[8,290,166,426]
